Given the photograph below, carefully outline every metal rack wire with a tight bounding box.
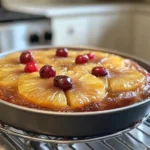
[0,115,150,150]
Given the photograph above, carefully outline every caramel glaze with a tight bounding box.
[75,77,150,112]
[0,59,150,112]
[0,76,149,112]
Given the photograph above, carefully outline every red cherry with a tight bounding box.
[147,73,150,77]
[91,66,108,77]
[87,53,96,60]
[40,65,56,78]
[53,75,73,91]
[56,48,68,57]
[20,51,34,64]
[75,55,89,64]
[24,62,38,73]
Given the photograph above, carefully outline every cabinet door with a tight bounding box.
[133,14,150,62]
[51,17,89,46]
[88,14,132,53]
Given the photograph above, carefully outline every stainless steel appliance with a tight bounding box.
[0,7,51,52]
[0,19,52,52]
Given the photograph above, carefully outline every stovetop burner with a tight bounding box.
[0,115,150,150]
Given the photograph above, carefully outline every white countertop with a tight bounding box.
[2,1,150,17]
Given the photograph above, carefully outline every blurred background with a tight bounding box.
[0,0,149,61]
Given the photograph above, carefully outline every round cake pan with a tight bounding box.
[0,46,149,137]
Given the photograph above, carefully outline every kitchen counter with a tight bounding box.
[2,1,150,17]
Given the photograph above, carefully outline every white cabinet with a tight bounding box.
[133,14,150,62]
[88,13,132,53]
[51,16,89,46]
[52,14,132,53]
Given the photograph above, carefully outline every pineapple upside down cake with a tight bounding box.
[0,48,149,112]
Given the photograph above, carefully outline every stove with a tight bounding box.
[0,115,150,150]
[0,3,52,53]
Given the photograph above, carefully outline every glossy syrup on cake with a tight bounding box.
[0,48,149,112]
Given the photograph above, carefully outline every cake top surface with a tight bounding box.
[0,48,149,112]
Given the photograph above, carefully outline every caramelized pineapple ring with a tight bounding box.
[0,50,53,65]
[0,52,21,65]
[18,72,68,110]
[80,50,109,59]
[0,65,24,87]
[108,68,145,92]
[69,63,96,74]
[65,71,107,109]
[45,49,78,67]
[99,55,125,68]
